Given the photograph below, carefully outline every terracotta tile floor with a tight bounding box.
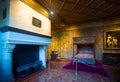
[15,59,119,82]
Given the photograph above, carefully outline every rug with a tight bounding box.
[62,60,110,77]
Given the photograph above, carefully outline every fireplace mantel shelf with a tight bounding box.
[0,27,51,38]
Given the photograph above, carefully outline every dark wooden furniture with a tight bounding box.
[50,51,58,60]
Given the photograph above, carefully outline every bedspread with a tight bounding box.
[74,53,95,65]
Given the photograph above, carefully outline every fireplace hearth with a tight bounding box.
[12,44,45,77]
[15,60,44,78]
[103,53,120,66]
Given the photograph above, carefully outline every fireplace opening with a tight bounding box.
[103,53,120,66]
[12,44,44,78]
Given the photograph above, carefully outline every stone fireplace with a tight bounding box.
[0,0,51,82]
[0,29,51,82]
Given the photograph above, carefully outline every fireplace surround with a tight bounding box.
[0,27,51,82]
[0,0,51,81]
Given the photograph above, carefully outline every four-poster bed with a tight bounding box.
[73,36,96,65]
[72,36,96,80]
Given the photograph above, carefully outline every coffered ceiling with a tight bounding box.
[36,0,120,27]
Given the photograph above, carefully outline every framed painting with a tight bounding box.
[104,30,120,49]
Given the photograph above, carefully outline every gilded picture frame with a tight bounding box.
[104,30,120,49]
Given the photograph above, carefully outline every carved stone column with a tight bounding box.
[0,43,16,82]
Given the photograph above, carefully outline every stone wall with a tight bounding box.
[47,19,120,61]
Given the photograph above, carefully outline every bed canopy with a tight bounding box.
[73,36,96,65]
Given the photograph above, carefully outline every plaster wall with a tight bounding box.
[0,0,51,36]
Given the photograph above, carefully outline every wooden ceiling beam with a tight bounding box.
[49,0,55,7]
[71,0,79,10]
[36,0,120,26]
[78,0,94,13]
[102,0,120,15]
[103,0,120,7]
[49,0,52,7]
[108,7,120,17]
[60,0,66,9]
[103,4,114,11]
[90,0,105,12]
[95,1,106,8]
[86,2,116,19]
[88,6,120,22]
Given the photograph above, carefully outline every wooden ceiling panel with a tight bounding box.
[104,0,120,5]
[78,0,92,6]
[108,8,120,17]
[66,0,77,3]
[106,5,120,14]
[89,0,104,8]
[76,0,93,14]
[52,0,64,9]
[62,2,75,10]
[74,3,83,13]
[36,0,120,27]
[80,7,94,16]
[97,1,111,12]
